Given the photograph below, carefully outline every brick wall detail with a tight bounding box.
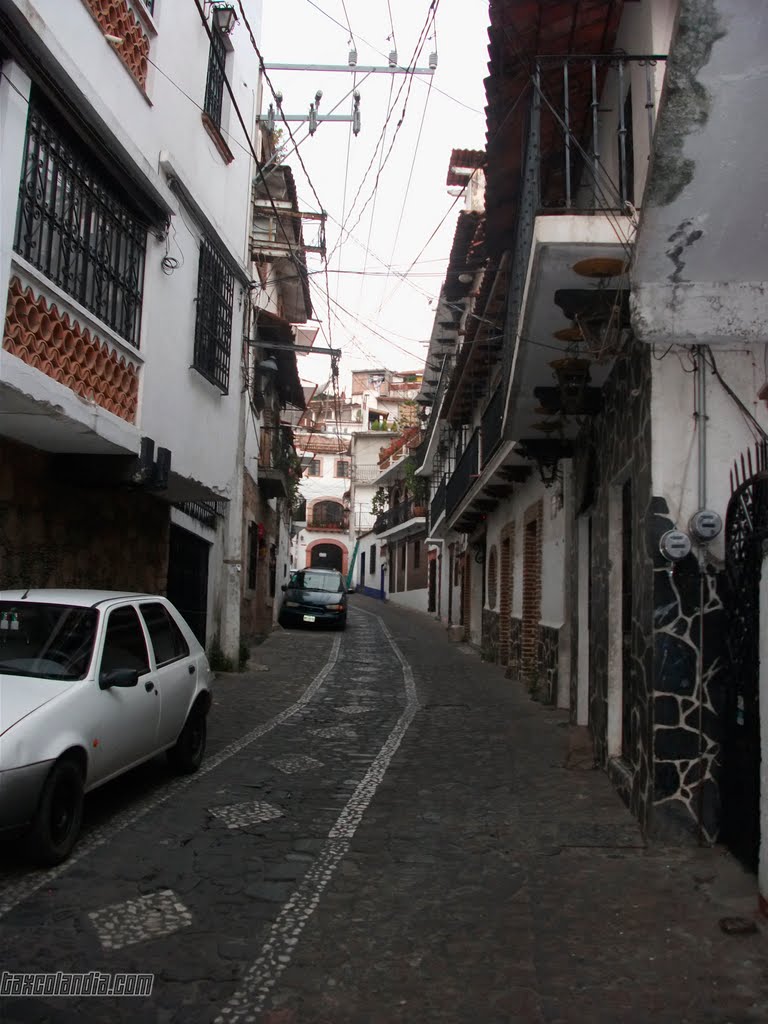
[3,276,139,422]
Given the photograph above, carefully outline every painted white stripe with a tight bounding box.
[214,614,418,1022]
[0,636,342,919]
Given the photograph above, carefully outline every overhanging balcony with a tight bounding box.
[307,511,349,532]
[450,53,667,481]
[373,498,426,539]
[430,475,446,529]
[443,424,530,534]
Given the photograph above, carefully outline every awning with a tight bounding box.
[255,309,306,410]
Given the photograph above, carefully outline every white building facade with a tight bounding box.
[0,0,263,659]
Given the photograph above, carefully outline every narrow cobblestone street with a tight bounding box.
[1,595,767,1023]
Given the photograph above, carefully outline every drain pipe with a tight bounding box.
[695,346,707,845]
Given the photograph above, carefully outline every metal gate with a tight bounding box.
[722,444,768,871]
[167,524,210,645]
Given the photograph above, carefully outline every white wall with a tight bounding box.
[2,0,262,496]
[20,0,262,256]
[298,454,349,506]
[651,348,768,561]
[388,588,428,613]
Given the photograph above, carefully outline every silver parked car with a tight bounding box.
[0,589,213,865]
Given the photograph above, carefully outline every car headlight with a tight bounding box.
[284,601,300,608]
[327,604,345,612]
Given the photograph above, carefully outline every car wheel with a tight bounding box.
[167,704,207,774]
[28,758,84,866]
[335,614,347,631]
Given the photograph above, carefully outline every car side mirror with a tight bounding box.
[99,667,140,690]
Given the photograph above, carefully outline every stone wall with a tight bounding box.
[537,624,560,704]
[568,335,728,841]
[0,437,168,591]
[482,607,500,663]
[570,334,655,833]
[647,499,728,843]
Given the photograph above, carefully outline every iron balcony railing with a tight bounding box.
[531,53,666,213]
[373,498,426,535]
[481,383,505,469]
[352,463,384,484]
[308,511,349,531]
[497,53,666,387]
[430,475,446,527]
[446,428,479,518]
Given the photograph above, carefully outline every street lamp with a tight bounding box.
[206,2,237,34]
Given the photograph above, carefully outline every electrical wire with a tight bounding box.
[380,64,436,306]
[303,0,480,113]
[360,74,396,285]
[703,346,768,443]
[191,0,304,275]
[236,0,327,216]
[386,0,398,54]
[330,1,440,257]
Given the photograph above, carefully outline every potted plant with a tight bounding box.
[403,457,429,515]
[371,487,389,516]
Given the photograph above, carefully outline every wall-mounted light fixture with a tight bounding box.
[517,438,574,488]
[550,357,592,415]
[205,2,238,34]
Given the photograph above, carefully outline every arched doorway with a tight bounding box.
[310,543,343,572]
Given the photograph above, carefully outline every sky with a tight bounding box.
[257,0,491,396]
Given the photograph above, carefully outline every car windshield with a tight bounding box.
[0,601,98,680]
[290,571,343,593]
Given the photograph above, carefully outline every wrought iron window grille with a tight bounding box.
[204,23,227,130]
[14,92,147,348]
[193,235,234,393]
[173,500,224,528]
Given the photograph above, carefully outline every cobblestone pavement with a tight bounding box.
[1,596,767,1023]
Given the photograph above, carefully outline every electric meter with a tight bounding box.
[659,530,692,562]
[688,509,723,543]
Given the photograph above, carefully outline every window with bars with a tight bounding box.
[335,459,350,478]
[204,24,227,130]
[306,459,321,477]
[193,235,233,392]
[14,90,147,348]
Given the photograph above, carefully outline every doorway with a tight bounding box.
[166,524,210,644]
[310,543,342,571]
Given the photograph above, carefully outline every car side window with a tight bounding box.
[100,606,150,676]
[139,602,190,666]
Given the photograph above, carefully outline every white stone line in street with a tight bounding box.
[210,800,284,829]
[0,637,342,920]
[214,615,419,1023]
[310,725,358,739]
[271,755,324,775]
[88,889,192,951]
[337,705,373,714]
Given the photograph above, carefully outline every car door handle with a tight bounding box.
[188,664,196,675]
[145,681,155,692]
